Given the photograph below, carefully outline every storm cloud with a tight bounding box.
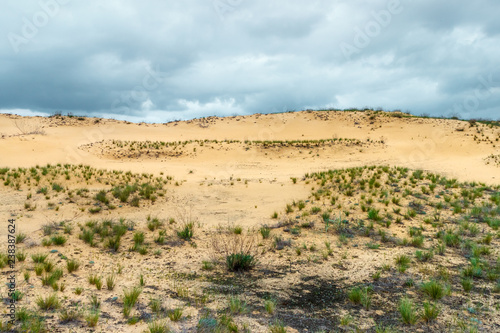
[1,0,499,122]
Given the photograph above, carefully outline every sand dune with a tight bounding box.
[0,110,499,332]
[0,111,498,183]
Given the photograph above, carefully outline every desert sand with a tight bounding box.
[0,110,499,332]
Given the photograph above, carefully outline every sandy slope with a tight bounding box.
[0,111,498,183]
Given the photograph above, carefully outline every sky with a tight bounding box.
[1,0,499,123]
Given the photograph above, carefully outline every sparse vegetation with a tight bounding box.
[36,293,60,310]
[1,128,500,332]
[67,259,80,273]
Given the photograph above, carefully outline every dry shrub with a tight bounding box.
[211,231,258,271]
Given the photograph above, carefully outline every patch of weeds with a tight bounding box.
[226,253,256,272]
[16,232,27,243]
[16,250,27,262]
[150,298,162,314]
[51,234,67,245]
[399,297,419,325]
[59,307,83,323]
[107,273,116,290]
[148,319,171,333]
[264,298,277,315]
[36,293,60,310]
[202,260,214,271]
[421,280,444,300]
[415,249,434,262]
[260,226,271,239]
[273,235,292,250]
[31,253,48,263]
[123,286,142,317]
[461,277,474,292]
[85,310,99,327]
[269,319,287,333]
[177,222,194,241]
[422,302,440,322]
[67,259,80,273]
[348,286,362,304]
[228,296,247,314]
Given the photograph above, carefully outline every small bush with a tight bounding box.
[51,234,67,245]
[228,296,247,314]
[43,260,54,273]
[399,297,418,325]
[16,250,27,262]
[167,308,183,321]
[148,319,171,333]
[67,259,80,273]
[34,264,44,276]
[107,274,116,290]
[88,207,102,214]
[85,310,99,327]
[226,253,256,271]
[421,280,444,300]
[52,183,63,192]
[37,187,48,195]
[368,208,382,221]
[133,231,145,245]
[147,217,163,231]
[59,307,83,322]
[264,298,277,314]
[123,286,142,308]
[232,225,243,234]
[443,232,461,247]
[395,254,411,266]
[106,235,121,252]
[415,249,434,262]
[130,196,140,207]
[11,290,23,302]
[410,236,424,248]
[360,287,373,310]
[31,253,48,263]
[269,320,287,333]
[201,260,214,271]
[42,238,53,246]
[461,277,473,292]
[259,226,271,239]
[16,232,27,244]
[88,274,102,289]
[36,294,60,310]
[422,302,440,322]
[150,298,162,314]
[273,236,292,250]
[177,222,194,241]
[348,287,362,304]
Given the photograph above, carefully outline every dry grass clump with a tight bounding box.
[211,230,258,272]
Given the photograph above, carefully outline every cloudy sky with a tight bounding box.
[1,0,499,122]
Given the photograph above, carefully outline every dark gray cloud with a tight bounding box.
[0,0,499,122]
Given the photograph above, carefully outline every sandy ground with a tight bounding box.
[0,110,499,332]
